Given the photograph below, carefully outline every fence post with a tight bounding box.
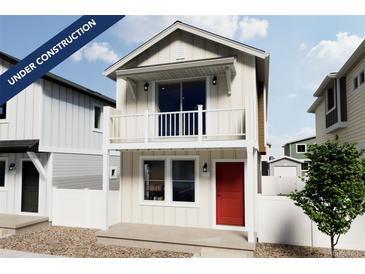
[144,109,149,143]
[198,104,203,142]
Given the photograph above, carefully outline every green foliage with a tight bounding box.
[290,138,365,256]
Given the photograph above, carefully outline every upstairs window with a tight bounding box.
[296,144,307,153]
[353,76,359,90]
[0,103,6,120]
[326,88,335,112]
[93,105,102,130]
[359,70,365,86]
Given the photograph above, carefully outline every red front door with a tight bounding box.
[216,162,244,226]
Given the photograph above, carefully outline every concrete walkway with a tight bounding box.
[0,249,61,258]
[97,223,255,257]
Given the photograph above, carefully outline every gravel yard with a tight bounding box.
[0,226,192,258]
[255,243,365,258]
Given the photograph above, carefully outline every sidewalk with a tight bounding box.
[0,249,61,258]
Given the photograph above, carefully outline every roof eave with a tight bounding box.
[104,20,268,81]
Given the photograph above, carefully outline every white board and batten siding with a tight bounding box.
[118,30,258,144]
[40,79,108,154]
[0,59,42,141]
[120,149,247,228]
[0,152,50,215]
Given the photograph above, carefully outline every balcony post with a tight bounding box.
[144,109,149,143]
[198,104,203,142]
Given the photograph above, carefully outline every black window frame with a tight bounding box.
[353,76,359,90]
[326,88,335,112]
[0,103,6,120]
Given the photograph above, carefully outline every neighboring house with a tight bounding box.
[0,51,119,220]
[282,136,315,175]
[102,21,270,243]
[268,156,303,177]
[308,39,365,156]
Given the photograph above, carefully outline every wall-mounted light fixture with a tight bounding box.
[203,163,208,173]
[9,163,15,171]
[212,75,217,86]
[144,82,150,91]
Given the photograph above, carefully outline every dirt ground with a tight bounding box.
[255,243,365,258]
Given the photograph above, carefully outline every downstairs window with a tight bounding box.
[172,160,195,202]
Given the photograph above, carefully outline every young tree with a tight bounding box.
[290,138,365,257]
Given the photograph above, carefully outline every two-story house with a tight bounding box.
[0,51,119,222]
[308,39,365,155]
[102,21,269,243]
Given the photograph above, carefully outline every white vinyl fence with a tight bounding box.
[52,188,121,229]
[261,176,305,196]
[256,195,365,251]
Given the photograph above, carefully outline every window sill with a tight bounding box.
[139,200,199,208]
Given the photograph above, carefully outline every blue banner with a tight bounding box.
[0,15,124,105]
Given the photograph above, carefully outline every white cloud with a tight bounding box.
[301,32,364,90]
[71,42,119,63]
[299,42,308,51]
[238,17,269,41]
[268,127,315,158]
[113,16,268,45]
[307,32,363,64]
[287,93,297,99]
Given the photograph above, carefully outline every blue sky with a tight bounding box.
[0,16,364,156]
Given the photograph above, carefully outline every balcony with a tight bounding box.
[105,106,246,150]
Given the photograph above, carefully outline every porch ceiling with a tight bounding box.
[115,56,236,82]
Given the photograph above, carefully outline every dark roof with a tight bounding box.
[0,51,115,106]
[0,139,38,153]
[282,136,316,146]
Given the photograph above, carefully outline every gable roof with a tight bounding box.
[0,51,115,106]
[282,136,316,146]
[268,156,304,164]
[104,20,269,80]
[308,38,365,113]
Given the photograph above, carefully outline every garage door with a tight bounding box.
[273,166,297,177]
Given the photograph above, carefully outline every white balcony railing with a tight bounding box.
[109,105,246,144]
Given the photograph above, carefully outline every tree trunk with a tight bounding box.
[330,235,335,258]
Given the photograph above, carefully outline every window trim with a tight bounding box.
[296,144,307,154]
[325,87,336,114]
[92,103,103,133]
[0,157,8,189]
[139,155,199,208]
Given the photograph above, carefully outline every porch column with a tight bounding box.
[102,106,111,230]
[246,146,256,243]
